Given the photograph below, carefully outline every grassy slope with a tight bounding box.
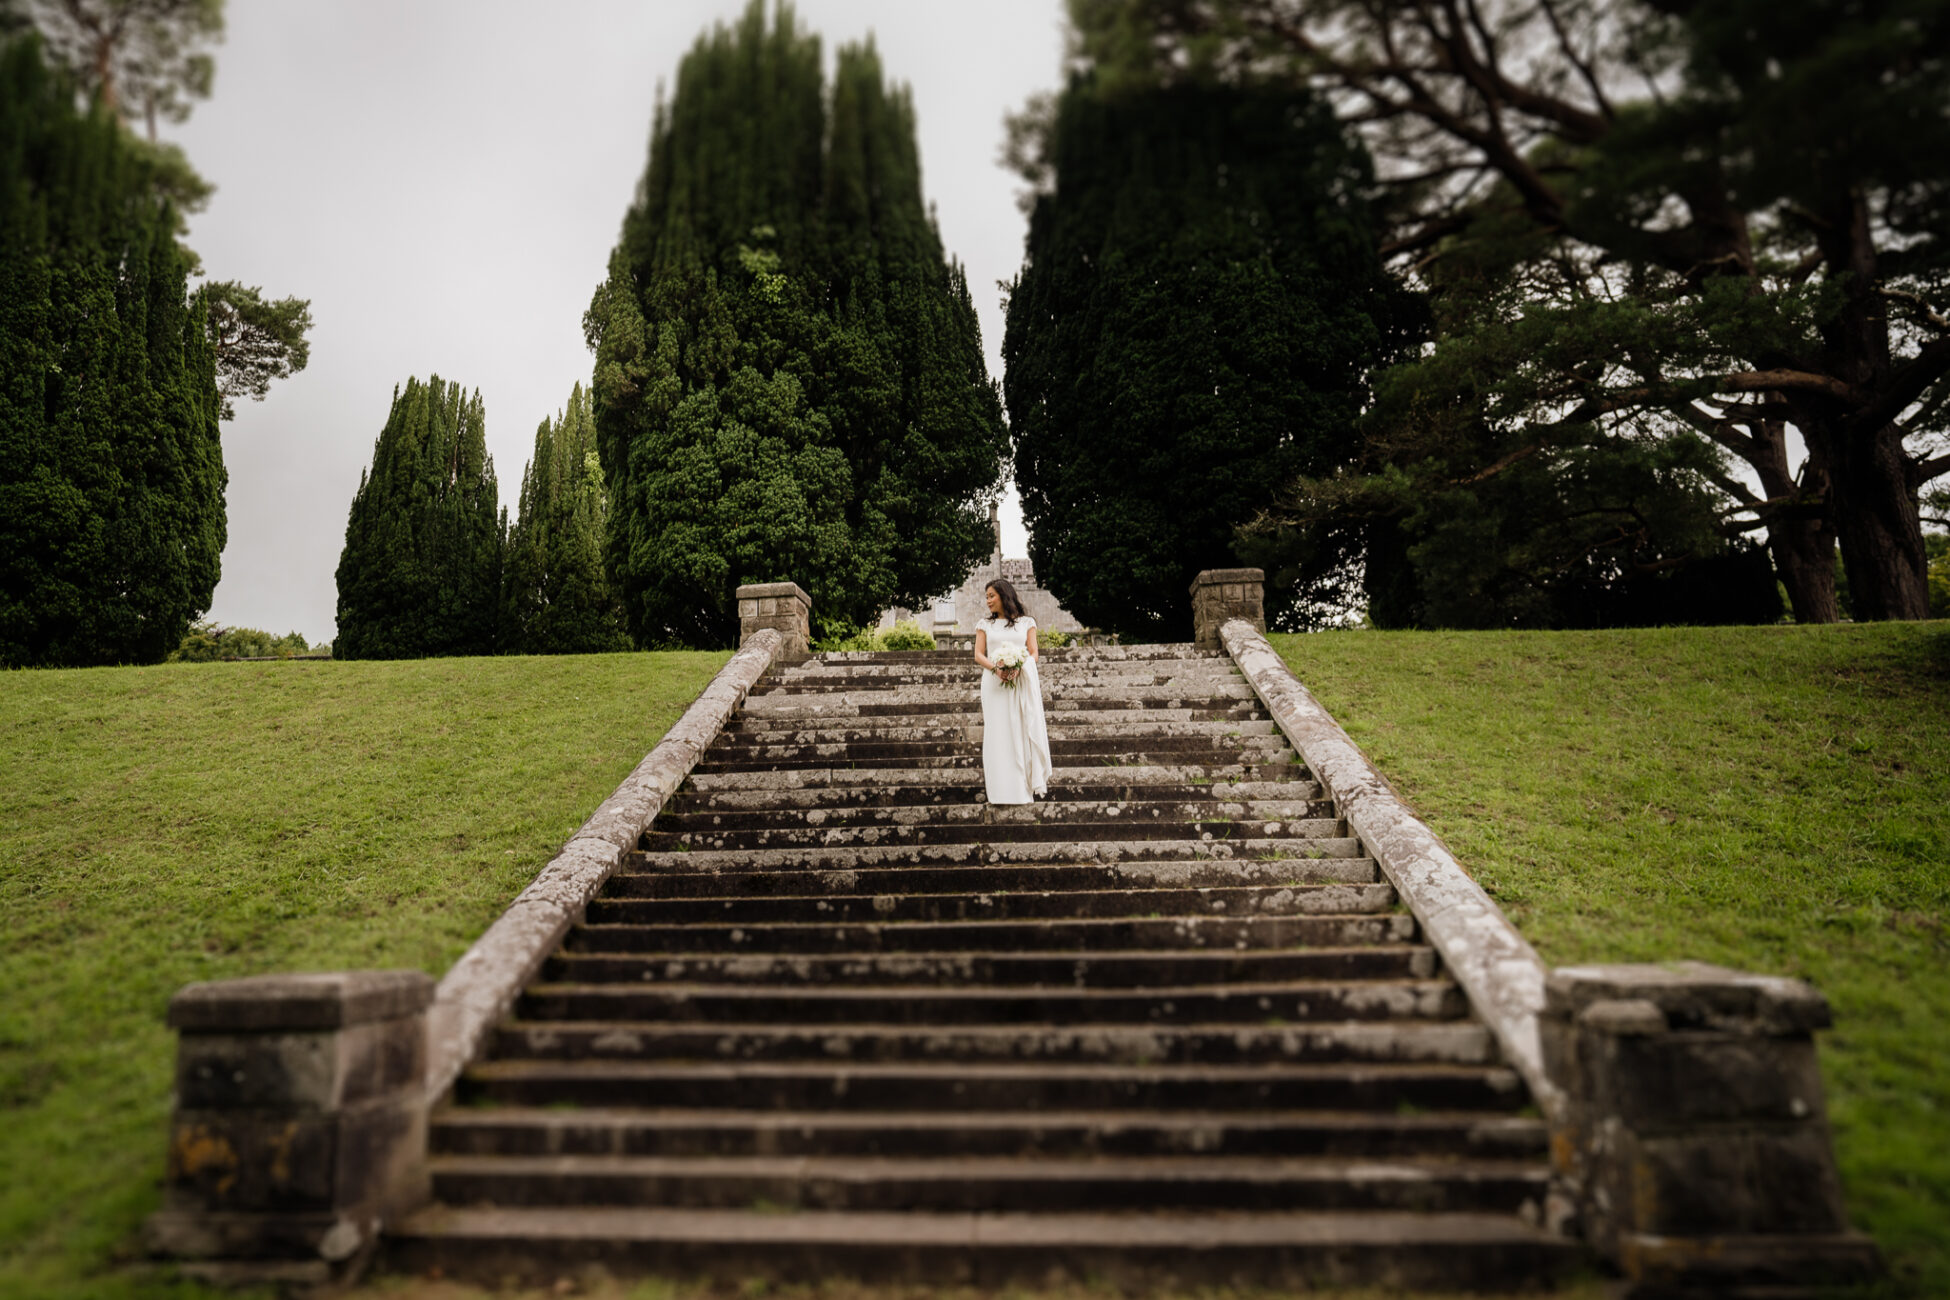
[1269,623,1950,1298]
[0,651,729,1300]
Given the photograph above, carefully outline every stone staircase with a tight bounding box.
[388,645,1576,1289]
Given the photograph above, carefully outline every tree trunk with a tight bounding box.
[1825,419,1931,620]
[1749,419,1838,624]
[1809,192,1932,620]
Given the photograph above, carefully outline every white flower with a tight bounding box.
[991,643,1026,687]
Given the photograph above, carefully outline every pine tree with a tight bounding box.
[503,383,629,655]
[334,376,502,659]
[0,32,224,667]
[585,1,1007,648]
[1002,78,1417,641]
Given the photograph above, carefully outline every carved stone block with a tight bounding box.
[736,581,812,659]
[1190,568,1264,649]
[146,970,433,1286]
[1542,962,1878,1294]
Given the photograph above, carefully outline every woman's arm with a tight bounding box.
[973,627,993,670]
[1027,625,1039,659]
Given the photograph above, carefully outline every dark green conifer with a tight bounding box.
[503,384,629,655]
[0,33,225,667]
[1002,79,1416,640]
[334,376,502,659]
[586,2,1006,647]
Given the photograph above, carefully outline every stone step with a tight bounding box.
[722,718,1281,741]
[630,837,1356,874]
[425,1153,1545,1215]
[756,674,1251,696]
[382,1205,1578,1291]
[657,797,1333,832]
[674,779,1323,810]
[456,1060,1533,1113]
[814,644,1222,663]
[610,864,1384,901]
[783,658,1237,677]
[568,918,1429,959]
[741,693,1260,719]
[486,1019,1497,1067]
[545,946,1436,986]
[516,979,1468,1025]
[429,1106,1549,1161]
[643,816,1343,853]
[692,747,1298,774]
[587,883,1383,927]
[699,741,1289,770]
[684,767,1317,795]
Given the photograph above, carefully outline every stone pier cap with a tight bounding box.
[169,970,433,1033]
[1546,961,1832,1035]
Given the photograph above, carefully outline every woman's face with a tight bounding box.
[985,586,1002,614]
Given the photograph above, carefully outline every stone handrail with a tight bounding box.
[423,629,785,1101]
[1219,618,1561,1118]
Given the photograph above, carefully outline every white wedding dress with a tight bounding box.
[978,615,1052,805]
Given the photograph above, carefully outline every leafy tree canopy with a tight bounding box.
[334,376,503,660]
[202,280,311,420]
[12,0,221,140]
[0,32,223,667]
[1075,0,1950,623]
[503,384,630,656]
[585,0,1008,648]
[1002,74,1418,640]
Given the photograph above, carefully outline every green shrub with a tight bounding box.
[810,618,940,653]
[880,619,937,651]
[810,625,884,653]
[1039,627,1072,648]
[167,622,314,662]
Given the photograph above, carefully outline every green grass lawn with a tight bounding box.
[1270,623,1950,1299]
[0,651,729,1300]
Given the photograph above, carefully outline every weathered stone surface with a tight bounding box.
[1220,618,1559,1119]
[1541,963,1875,1286]
[166,1095,428,1214]
[175,1012,425,1111]
[145,1206,379,1263]
[149,970,432,1285]
[1616,1229,1883,1290]
[1546,960,1832,1035]
[426,629,785,1101]
[1190,570,1266,650]
[168,970,431,1032]
[738,582,811,657]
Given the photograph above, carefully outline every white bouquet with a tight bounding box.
[991,643,1027,688]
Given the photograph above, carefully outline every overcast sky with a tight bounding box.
[173,0,1066,644]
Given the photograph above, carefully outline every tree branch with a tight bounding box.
[1850,336,1950,435]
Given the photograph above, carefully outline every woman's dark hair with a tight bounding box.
[985,578,1028,626]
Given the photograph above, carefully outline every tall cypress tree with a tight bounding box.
[503,383,628,655]
[1002,79,1416,641]
[586,2,1006,648]
[334,376,502,660]
[0,33,224,667]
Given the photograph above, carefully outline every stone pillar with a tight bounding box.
[736,581,812,660]
[145,971,433,1287]
[1190,568,1265,650]
[1541,962,1880,1295]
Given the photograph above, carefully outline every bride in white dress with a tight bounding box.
[973,578,1052,805]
